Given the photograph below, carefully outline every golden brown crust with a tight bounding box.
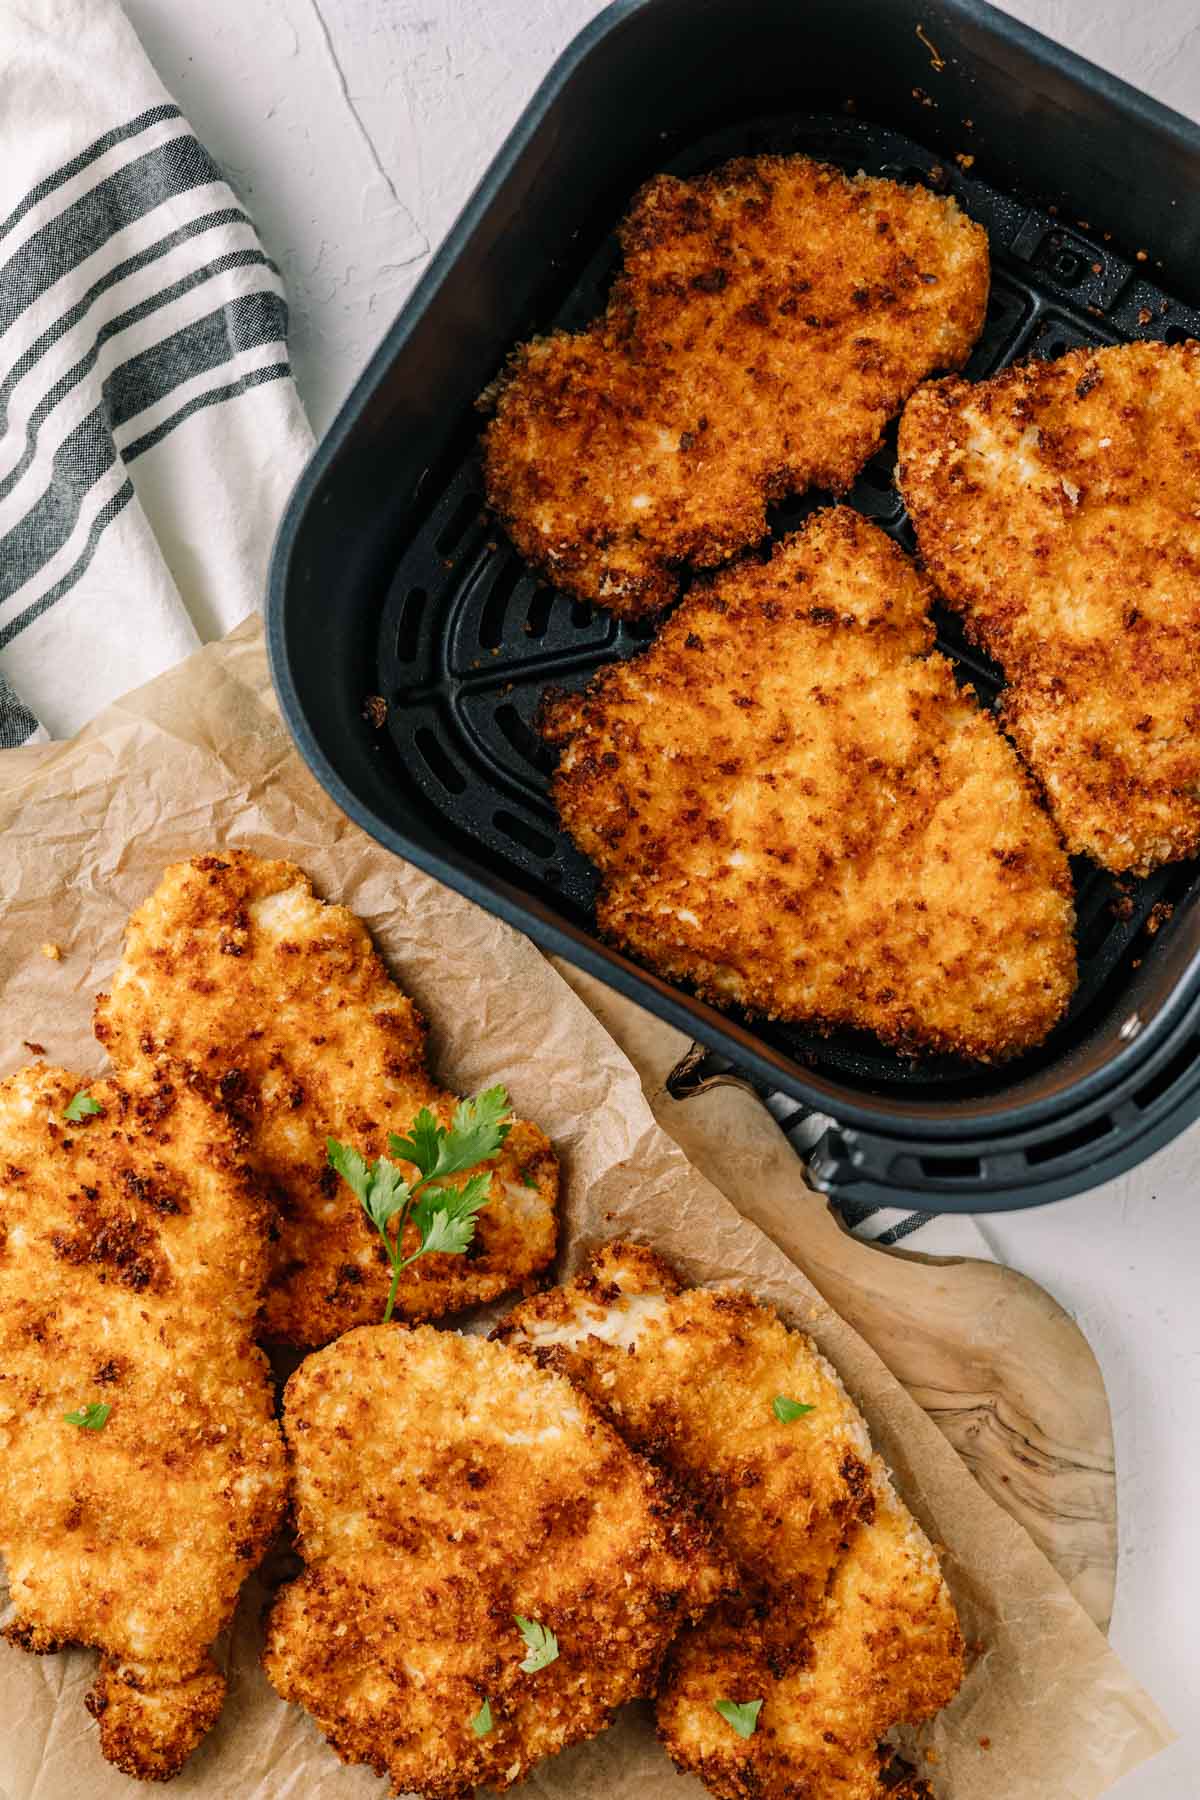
[87,1657,227,1782]
[262,1324,730,1797]
[94,852,559,1346]
[657,1485,963,1800]
[483,154,989,616]
[498,1240,874,1626]
[540,507,1076,1061]
[501,1241,963,1800]
[898,339,1200,873]
[0,1061,286,1781]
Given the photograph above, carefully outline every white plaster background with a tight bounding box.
[118,3,1200,1793]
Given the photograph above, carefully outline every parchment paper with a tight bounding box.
[0,618,1172,1799]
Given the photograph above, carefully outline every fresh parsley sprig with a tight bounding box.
[515,1614,559,1673]
[64,1401,110,1430]
[713,1698,762,1738]
[470,1700,493,1737]
[63,1091,103,1125]
[772,1395,815,1423]
[327,1085,512,1323]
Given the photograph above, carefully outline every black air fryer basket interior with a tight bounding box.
[268,0,1200,1210]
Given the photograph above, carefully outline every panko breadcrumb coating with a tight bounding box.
[483,154,989,617]
[540,507,1076,1061]
[94,852,558,1346]
[500,1241,963,1800]
[0,1061,285,1782]
[658,1471,964,1800]
[899,339,1200,873]
[497,1241,876,1629]
[262,1324,730,1797]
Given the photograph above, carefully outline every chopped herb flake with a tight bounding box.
[64,1401,110,1431]
[62,1091,103,1124]
[515,1614,559,1673]
[714,1699,762,1738]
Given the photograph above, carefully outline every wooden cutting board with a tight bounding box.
[557,965,1118,1634]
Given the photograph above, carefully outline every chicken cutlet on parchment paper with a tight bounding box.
[0,618,1172,1798]
[94,850,559,1347]
[0,1061,286,1781]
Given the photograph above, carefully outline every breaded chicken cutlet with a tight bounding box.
[899,339,1200,874]
[483,154,989,616]
[540,506,1077,1061]
[0,1062,285,1781]
[262,1323,729,1797]
[500,1242,964,1800]
[93,852,558,1346]
[497,1241,878,1628]
[658,1472,964,1800]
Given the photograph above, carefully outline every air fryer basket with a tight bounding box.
[268,0,1200,1210]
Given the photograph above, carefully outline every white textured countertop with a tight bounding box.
[121,2,1200,1792]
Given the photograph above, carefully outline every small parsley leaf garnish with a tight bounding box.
[327,1085,512,1323]
[411,1171,493,1257]
[470,1699,493,1737]
[64,1401,110,1430]
[62,1091,103,1124]
[772,1395,816,1424]
[386,1107,443,1179]
[515,1614,559,1673]
[713,1699,762,1738]
[388,1086,512,1184]
[520,1171,538,1190]
[325,1137,370,1200]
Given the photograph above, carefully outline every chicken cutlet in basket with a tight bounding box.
[262,1323,729,1797]
[499,1241,964,1800]
[93,852,558,1347]
[899,339,1200,874]
[539,506,1077,1061]
[0,1062,285,1781]
[483,153,989,617]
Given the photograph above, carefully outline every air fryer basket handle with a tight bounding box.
[664,1042,760,1102]
[664,1042,853,1192]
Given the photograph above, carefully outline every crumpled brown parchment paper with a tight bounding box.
[0,618,1172,1800]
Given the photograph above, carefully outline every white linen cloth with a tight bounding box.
[0,0,313,745]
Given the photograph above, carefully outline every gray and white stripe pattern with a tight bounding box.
[0,7,312,744]
[0,672,42,748]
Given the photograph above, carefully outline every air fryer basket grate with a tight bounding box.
[374,110,1200,1106]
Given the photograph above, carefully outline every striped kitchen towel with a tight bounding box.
[0,0,313,746]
